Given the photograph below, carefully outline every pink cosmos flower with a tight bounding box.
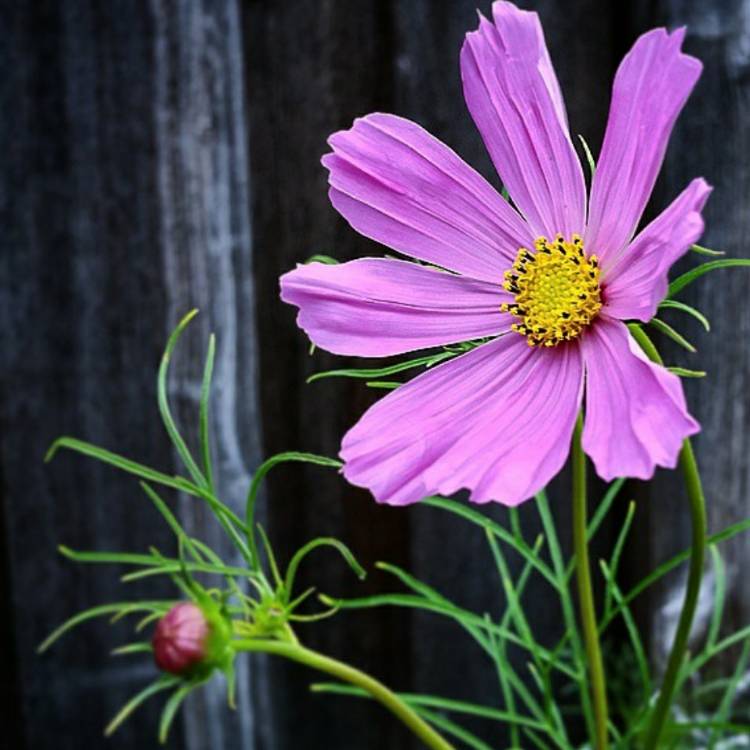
[281,1,709,506]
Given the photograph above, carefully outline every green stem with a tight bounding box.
[232,639,455,750]
[630,324,708,750]
[572,413,609,750]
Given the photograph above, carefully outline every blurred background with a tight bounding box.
[2,1,749,748]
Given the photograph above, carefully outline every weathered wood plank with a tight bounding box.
[0,2,177,747]
[1,1,262,748]
[148,1,263,747]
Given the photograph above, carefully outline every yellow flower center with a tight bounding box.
[501,234,602,347]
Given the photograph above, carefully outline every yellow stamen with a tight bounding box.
[501,234,602,347]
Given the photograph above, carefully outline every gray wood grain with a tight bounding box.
[149,1,263,747]
[1,1,262,748]
[2,1,749,748]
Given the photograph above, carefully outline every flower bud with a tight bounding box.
[152,602,210,675]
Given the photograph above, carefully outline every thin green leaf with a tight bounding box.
[415,708,496,750]
[365,380,401,389]
[707,638,750,749]
[256,523,283,588]
[485,615,520,748]
[200,333,216,492]
[578,134,596,180]
[45,437,190,493]
[668,259,750,298]
[376,562,497,662]
[105,676,179,736]
[38,601,171,653]
[667,367,706,379]
[112,642,153,656]
[523,727,554,750]
[689,625,750,673]
[135,612,164,632]
[306,254,339,264]
[658,299,710,332]
[423,496,559,590]
[244,452,342,568]
[289,604,341,623]
[157,310,207,488]
[600,518,750,634]
[284,537,366,602]
[564,478,627,582]
[535,492,594,739]
[493,533,548,748]
[306,351,454,384]
[509,507,524,541]
[225,661,237,709]
[604,500,637,617]
[600,560,651,699]
[648,318,696,353]
[669,720,750,733]
[59,545,160,566]
[527,662,569,744]
[691,244,725,257]
[59,545,258,582]
[707,545,726,648]
[45,437,247,552]
[139,483,202,563]
[309,683,549,730]
[159,684,194,743]
[320,590,576,681]
[485,530,546,676]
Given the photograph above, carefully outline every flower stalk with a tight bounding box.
[572,413,609,750]
[630,324,708,750]
[232,638,455,750]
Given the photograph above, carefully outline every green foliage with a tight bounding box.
[322,482,750,748]
[42,282,750,747]
[41,312,362,743]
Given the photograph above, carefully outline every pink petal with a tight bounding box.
[582,317,699,481]
[603,178,711,322]
[280,258,511,357]
[341,334,583,506]
[323,113,533,284]
[460,3,586,239]
[586,28,702,264]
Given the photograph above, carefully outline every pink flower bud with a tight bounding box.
[153,602,210,675]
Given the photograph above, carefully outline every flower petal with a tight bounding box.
[586,28,702,263]
[341,334,583,506]
[460,2,586,239]
[323,113,533,284]
[582,317,699,481]
[280,258,512,357]
[603,178,711,322]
